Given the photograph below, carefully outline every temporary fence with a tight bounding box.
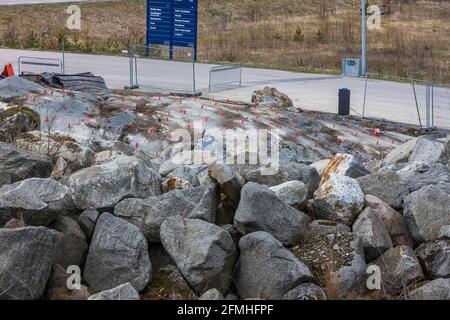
[127,45,198,94]
[17,56,63,74]
[430,83,450,129]
[361,74,450,130]
[208,64,242,93]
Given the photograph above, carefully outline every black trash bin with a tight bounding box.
[338,88,351,116]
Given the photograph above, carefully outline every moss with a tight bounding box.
[0,106,40,125]
[141,266,196,300]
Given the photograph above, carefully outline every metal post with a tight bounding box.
[129,46,133,88]
[412,82,423,129]
[361,0,366,76]
[208,69,212,93]
[426,82,430,128]
[192,48,196,94]
[134,54,138,87]
[239,66,243,87]
[125,46,139,90]
[62,39,65,74]
[431,83,434,127]
[362,73,368,118]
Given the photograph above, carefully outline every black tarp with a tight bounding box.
[21,72,109,97]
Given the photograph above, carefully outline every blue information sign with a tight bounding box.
[146,0,198,60]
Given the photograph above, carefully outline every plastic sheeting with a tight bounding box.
[21,72,109,97]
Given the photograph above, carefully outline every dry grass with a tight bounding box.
[0,0,448,82]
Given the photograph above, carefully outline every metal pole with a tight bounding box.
[361,0,366,76]
[431,83,434,127]
[426,82,430,128]
[208,70,212,93]
[239,66,243,87]
[62,39,65,74]
[134,54,138,87]
[412,82,423,129]
[192,48,196,94]
[129,46,133,88]
[362,73,368,118]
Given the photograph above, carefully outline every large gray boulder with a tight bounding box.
[235,231,313,299]
[395,162,450,192]
[252,87,293,109]
[77,208,99,241]
[0,178,75,227]
[0,106,40,143]
[439,226,450,240]
[234,182,310,245]
[200,289,225,300]
[0,142,52,188]
[352,208,393,261]
[384,138,417,165]
[83,213,152,292]
[15,132,94,172]
[409,136,449,164]
[115,184,219,243]
[0,226,58,299]
[309,220,351,236]
[371,246,424,294]
[208,163,243,208]
[364,195,414,247]
[311,175,365,226]
[415,240,450,279]
[269,180,308,210]
[69,155,162,210]
[310,159,331,177]
[160,216,237,295]
[282,283,327,300]
[57,142,95,172]
[403,183,450,243]
[357,169,409,209]
[292,232,367,297]
[408,278,450,300]
[320,153,370,185]
[88,283,140,300]
[49,216,88,268]
[167,166,200,187]
[246,162,319,197]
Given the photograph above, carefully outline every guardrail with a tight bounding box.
[18,56,63,75]
[209,64,242,93]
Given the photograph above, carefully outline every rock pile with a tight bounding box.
[0,78,449,300]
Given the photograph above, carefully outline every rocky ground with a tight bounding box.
[0,75,449,300]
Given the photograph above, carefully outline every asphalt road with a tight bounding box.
[0,48,441,128]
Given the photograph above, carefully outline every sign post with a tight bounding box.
[146,0,198,61]
[361,0,367,76]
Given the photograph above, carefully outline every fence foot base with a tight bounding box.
[170,91,202,97]
[422,126,438,132]
[125,85,139,90]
